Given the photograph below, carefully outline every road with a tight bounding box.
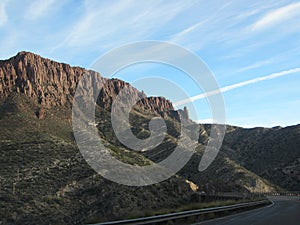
[196,196,300,225]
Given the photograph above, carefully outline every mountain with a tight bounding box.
[222,125,300,191]
[0,52,193,224]
[0,52,299,224]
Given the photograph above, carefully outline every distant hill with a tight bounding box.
[0,52,299,224]
[222,124,300,191]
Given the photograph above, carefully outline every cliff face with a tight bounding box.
[97,78,175,116]
[0,52,175,116]
[0,51,84,107]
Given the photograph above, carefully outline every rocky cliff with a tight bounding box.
[0,51,176,117]
[0,51,83,107]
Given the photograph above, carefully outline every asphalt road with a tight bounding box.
[196,196,300,225]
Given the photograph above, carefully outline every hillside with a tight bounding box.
[0,52,299,224]
[222,125,300,191]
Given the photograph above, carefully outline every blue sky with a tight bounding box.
[0,0,300,128]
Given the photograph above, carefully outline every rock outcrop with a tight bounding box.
[0,51,87,107]
[0,52,176,116]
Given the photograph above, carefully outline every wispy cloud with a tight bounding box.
[169,1,236,50]
[168,1,284,51]
[237,58,273,73]
[0,0,8,27]
[249,2,300,31]
[55,0,194,51]
[25,0,56,20]
[174,68,300,106]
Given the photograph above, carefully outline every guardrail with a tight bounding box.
[90,200,270,225]
[205,191,300,197]
[264,192,300,196]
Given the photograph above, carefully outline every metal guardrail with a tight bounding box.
[264,192,300,196]
[90,200,270,225]
[206,192,300,197]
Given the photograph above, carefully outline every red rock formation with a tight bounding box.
[0,51,88,107]
[0,51,175,117]
[137,96,174,117]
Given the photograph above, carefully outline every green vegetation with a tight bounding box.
[107,144,151,166]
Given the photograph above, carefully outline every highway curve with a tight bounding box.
[197,196,300,225]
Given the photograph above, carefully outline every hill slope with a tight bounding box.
[0,52,299,224]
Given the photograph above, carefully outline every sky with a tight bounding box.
[0,0,300,128]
